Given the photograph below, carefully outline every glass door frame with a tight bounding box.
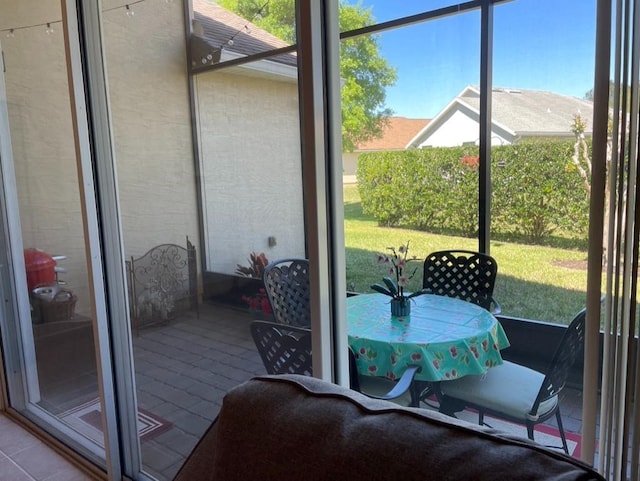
[0,37,39,413]
[0,0,124,478]
[73,0,348,477]
[71,0,141,477]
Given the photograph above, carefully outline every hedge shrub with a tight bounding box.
[357,140,590,243]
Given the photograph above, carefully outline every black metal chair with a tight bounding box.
[438,306,587,454]
[250,320,420,407]
[250,320,313,376]
[422,250,501,314]
[263,259,310,327]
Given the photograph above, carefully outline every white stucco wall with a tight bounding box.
[1,0,199,313]
[343,151,359,177]
[416,108,513,148]
[418,110,482,147]
[103,0,199,258]
[196,69,305,274]
[1,0,304,305]
[2,0,93,312]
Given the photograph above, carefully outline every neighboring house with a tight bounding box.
[343,117,430,179]
[407,86,594,148]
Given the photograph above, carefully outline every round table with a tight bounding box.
[347,293,510,382]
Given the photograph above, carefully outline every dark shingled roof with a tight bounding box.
[192,0,297,67]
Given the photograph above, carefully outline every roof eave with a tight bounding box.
[406,97,466,148]
[517,130,592,137]
[215,50,298,82]
[407,96,517,148]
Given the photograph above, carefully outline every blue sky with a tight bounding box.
[345,0,597,119]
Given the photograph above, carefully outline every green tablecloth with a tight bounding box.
[347,293,510,382]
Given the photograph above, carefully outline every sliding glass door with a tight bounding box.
[0,0,114,469]
[1,0,330,479]
[98,0,310,478]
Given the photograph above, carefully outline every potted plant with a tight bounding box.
[370,241,426,316]
[206,252,271,315]
[235,252,269,279]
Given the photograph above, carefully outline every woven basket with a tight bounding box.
[32,290,77,323]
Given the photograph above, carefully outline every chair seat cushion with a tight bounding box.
[357,375,413,406]
[440,361,558,421]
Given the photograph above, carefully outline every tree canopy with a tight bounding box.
[584,81,629,110]
[217,0,397,151]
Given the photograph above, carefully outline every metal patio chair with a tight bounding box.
[422,250,501,314]
[263,258,310,327]
[250,320,420,407]
[250,320,313,376]
[438,306,587,454]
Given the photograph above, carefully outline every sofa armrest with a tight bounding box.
[174,374,604,481]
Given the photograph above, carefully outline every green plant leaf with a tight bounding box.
[407,288,428,299]
[382,276,398,295]
[370,283,392,296]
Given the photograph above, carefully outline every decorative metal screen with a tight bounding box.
[126,237,198,333]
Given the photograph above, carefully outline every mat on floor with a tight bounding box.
[454,409,581,457]
[59,398,172,445]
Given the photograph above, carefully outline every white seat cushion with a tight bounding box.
[440,361,558,421]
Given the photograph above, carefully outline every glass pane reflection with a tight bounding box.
[0,0,103,461]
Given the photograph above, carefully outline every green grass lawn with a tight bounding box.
[344,184,592,325]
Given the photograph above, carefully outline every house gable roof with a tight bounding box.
[192,0,296,67]
[408,86,594,148]
[356,117,430,151]
[466,87,594,135]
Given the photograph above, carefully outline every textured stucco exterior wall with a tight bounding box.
[103,0,199,259]
[1,1,303,300]
[196,70,305,274]
[2,0,93,311]
[1,0,199,312]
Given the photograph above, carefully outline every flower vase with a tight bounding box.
[390,298,410,317]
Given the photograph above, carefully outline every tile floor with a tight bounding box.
[0,414,94,480]
[0,386,589,481]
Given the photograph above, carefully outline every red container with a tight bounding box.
[24,248,56,292]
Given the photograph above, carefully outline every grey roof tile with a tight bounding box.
[192,0,296,67]
[462,87,594,134]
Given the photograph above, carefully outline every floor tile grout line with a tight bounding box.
[0,432,44,458]
[0,450,37,481]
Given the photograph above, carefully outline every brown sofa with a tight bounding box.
[174,374,605,481]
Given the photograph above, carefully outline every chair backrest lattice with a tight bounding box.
[250,321,313,376]
[422,250,498,311]
[251,321,367,393]
[531,307,586,416]
[263,259,310,327]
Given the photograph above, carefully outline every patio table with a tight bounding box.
[347,293,510,383]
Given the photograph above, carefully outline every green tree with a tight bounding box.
[584,81,630,111]
[217,0,397,151]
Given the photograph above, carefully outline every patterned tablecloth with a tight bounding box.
[347,293,510,382]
